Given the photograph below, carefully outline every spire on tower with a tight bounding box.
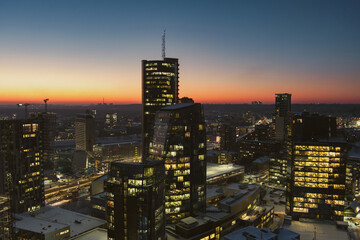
[162,29,166,59]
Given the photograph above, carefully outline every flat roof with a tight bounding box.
[283,220,348,240]
[253,156,270,164]
[224,226,276,240]
[15,214,68,234]
[70,228,107,240]
[16,206,106,237]
[349,145,360,158]
[161,103,196,110]
[206,163,244,179]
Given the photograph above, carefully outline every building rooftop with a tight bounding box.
[70,228,107,240]
[161,103,196,110]
[14,214,68,234]
[349,143,360,159]
[206,163,244,180]
[93,174,108,182]
[15,206,106,237]
[283,220,348,240]
[275,228,300,240]
[224,226,276,240]
[253,156,270,164]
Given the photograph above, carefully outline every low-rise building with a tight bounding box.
[206,163,244,185]
[14,206,106,240]
[223,226,299,240]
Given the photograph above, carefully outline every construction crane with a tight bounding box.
[17,103,30,119]
[44,98,49,112]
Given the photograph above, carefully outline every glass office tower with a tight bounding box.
[106,160,166,240]
[149,103,206,223]
[142,58,179,159]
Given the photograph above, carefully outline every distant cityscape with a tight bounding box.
[3,1,360,239]
[0,47,360,240]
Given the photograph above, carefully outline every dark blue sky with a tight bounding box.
[1,0,359,103]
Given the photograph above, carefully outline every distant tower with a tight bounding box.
[149,103,207,223]
[142,57,179,159]
[220,124,236,151]
[75,114,96,152]
[274,93,291,142]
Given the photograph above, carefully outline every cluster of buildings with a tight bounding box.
[0,49,359,240]
[0,108,107,239]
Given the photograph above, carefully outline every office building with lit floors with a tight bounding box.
[0,120,44,214]
[149,103,207,224]
[286,140,347,220]
[106,160,166,240]
[274,93,291,142]
[142,58,179,158]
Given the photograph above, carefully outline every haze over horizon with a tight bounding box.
[1,1,359,104]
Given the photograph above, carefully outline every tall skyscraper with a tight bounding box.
[142,58,179,158]
[106,160,166,240]
[274,93,291,142]
[220,124,236,151]
[0,120,44,214]
[75,114,96,152]
[149,103,207,223]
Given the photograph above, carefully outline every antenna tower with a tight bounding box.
[162,29,166,59]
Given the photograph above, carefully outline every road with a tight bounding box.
[45,174,101,204]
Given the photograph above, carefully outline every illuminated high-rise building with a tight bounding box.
[286,140,347,220]
[75,114,96,152]
[30,112,56,170]
[106,160,166,240]
[286,113,347,220]
[142,58,179,158]
[0,120,44,214]
[274,93,291,142]
[149,103,207,223]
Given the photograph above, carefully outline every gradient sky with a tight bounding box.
[0,0,359,104]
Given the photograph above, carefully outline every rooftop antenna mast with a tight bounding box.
[44,98,49,113]
[162,29,166,59]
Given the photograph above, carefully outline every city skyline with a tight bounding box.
[1,1,360,104]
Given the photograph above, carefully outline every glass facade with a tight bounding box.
[142,58,179,158]
[149,103,206,223]
[106,161,166,240]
